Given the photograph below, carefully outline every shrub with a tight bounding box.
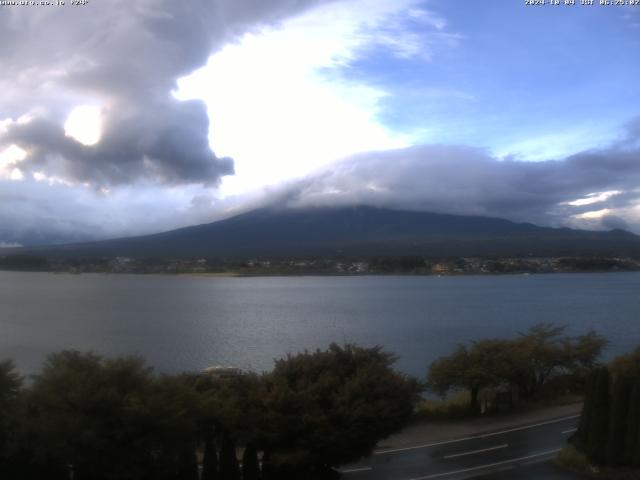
[555,445,590,473]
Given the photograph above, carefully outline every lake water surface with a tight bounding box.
[1,271,639,377]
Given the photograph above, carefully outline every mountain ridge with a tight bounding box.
[14,205,640,259]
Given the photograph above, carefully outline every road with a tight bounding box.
[339,415,585,480]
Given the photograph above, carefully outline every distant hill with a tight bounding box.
[19,206,640,259]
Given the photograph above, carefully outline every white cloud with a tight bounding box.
[0,177,253,246]
[574,209,613,220]
[9,168,24,181]
[174,0,441,197]
[565,190,622,207]
[0,144,27,179]
[0,144,26,165]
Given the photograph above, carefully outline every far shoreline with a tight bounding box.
[2,269,640,278]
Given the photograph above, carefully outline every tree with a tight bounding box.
[218,436,240,480]
[0,360,22,478]
[370,256,427,273]
[176,448,199,480]
[605,376,633,466]
[428,324,607,410]
[26,351,202,480]
[512,324,602,398]
[241,443,260,480]
[627,381,640,467]
[196,373,266,446]
[0,254,48,271]
[610,347,640,378]
[262,344,421,476]
[141,374,203,479]
[427,342,510,413]
[0,360,21,404]
[195,372,265,480]
[584,366,611,465]
[28,351,160,479]
[576,368,597,449]
[569,330,610,371]
[201,430,219,480]
[576,346,640,469]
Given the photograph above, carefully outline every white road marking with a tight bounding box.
[561,428,577,434]
[374,414,579,455]
[408,448,562,480]
[443,444,509,459]
[340,466,373,474]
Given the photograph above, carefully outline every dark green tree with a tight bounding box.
[26,351,203,480]
[427,344,494,413]
[0,360,23,478]
[197,373,266,446]
[0,254,48,271]
[201,430,219,480]
[576,368,597,448]
[428,324,606,410]
[370,256,426,273]
[605,376,633,466]
[261,450,274,480]
[219,436,240,480]
[513,324,605,399]
[194,373,265,479]
[176,447,199,480]
[27,351,155,480]
[624,380,640,467]
[241,443,260,480]
[143,375,203,479]
[576,347,640,469]
[0,360,21,403]
[610,347,640,378]
[585,366,611,465]
[262,344,420,476]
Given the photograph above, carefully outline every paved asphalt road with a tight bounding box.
[339,415,585,480]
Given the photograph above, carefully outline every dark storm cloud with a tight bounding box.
[3,100,233,185]
[0,0,337,186]
[281,120,640,231]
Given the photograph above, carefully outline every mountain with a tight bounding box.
[18,205,640,259]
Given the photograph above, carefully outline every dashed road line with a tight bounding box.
[340,466,373,474]
[443,444,508,459]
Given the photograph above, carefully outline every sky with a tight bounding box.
[0,0,639,246]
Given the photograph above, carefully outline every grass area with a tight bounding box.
[555,446,591,473]
[412,392,474,422]
[411,390,583,423]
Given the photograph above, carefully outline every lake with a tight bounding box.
[1,271,639,377]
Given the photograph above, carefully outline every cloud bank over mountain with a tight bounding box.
[281,119,640,232]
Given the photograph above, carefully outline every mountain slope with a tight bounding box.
[22,206,640,259]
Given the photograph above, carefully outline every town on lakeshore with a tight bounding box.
[1,253,639,275]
